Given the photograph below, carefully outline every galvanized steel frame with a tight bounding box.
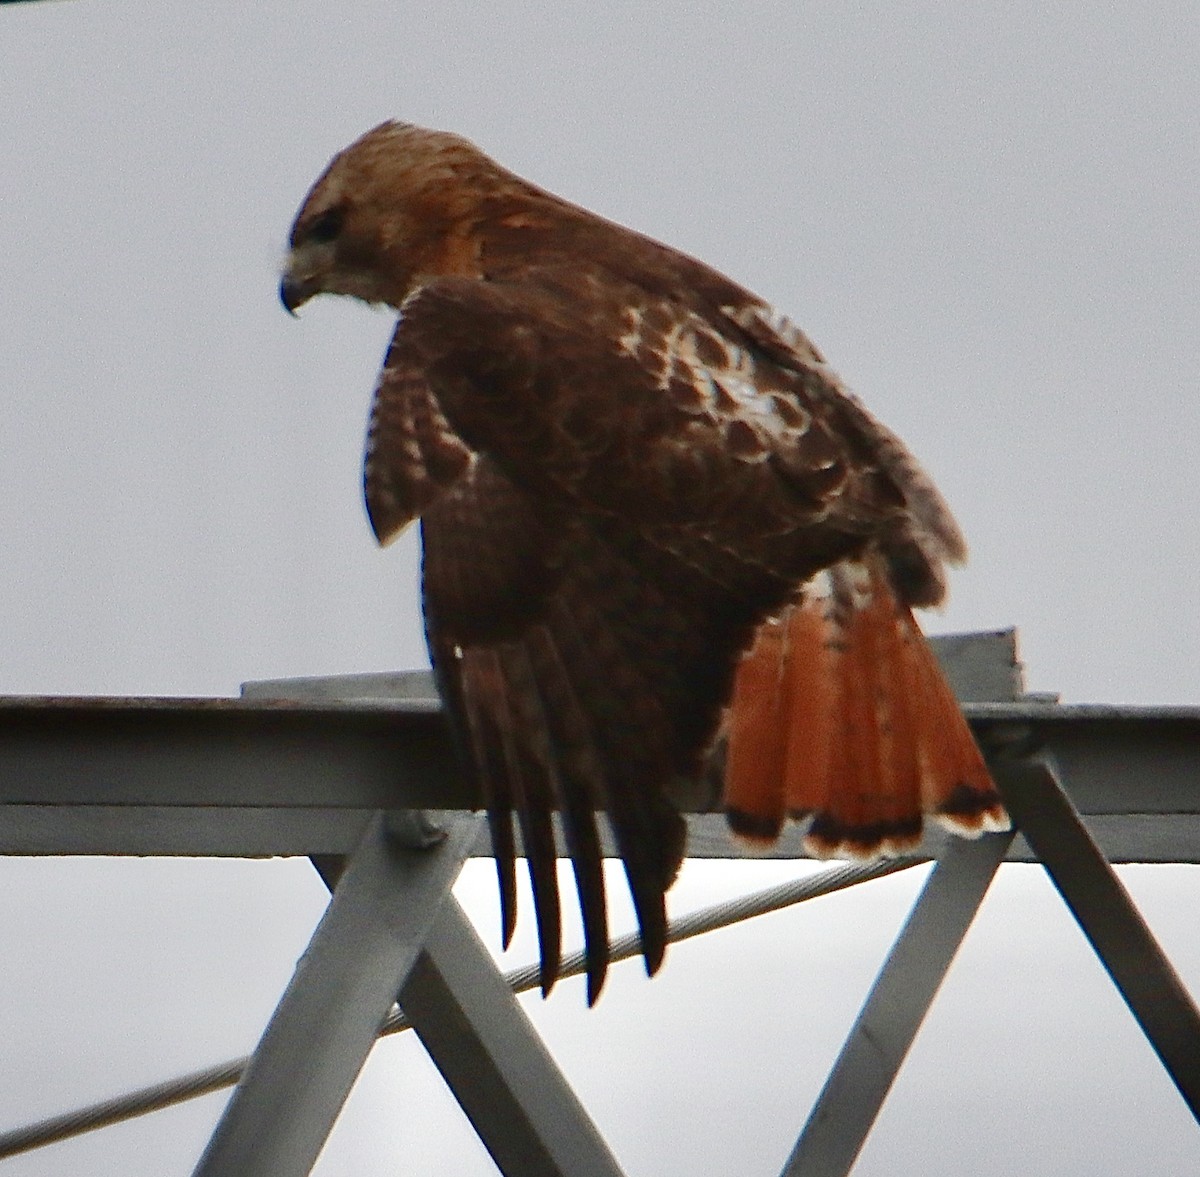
[2,633,1199,1174]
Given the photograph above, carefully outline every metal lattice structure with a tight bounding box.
[1,630,1199,1174]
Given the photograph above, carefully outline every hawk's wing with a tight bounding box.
[419,458,773,1004]
[368,293,793,1003]
[720,302,968,604]
[363,323,474,546]
[371,272,1000,1002]
[712,306,1003,853]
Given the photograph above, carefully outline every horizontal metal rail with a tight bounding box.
[1,699,1199,861]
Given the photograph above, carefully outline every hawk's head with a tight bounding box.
[280,121,503,314]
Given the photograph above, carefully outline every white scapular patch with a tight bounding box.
[616,306,645,356]
[806,561,875,618]
[685,324,812,452]
[619,301,818,455]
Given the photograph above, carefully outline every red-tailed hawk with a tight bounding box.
[281,122,1007,1003]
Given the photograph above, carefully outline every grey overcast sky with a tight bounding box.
[1,1,1199,1174]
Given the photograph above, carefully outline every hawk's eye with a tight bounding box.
[306,207,345,245]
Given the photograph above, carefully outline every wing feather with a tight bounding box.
[541,594,684,980]
[419,454,706,998]
[723,302,968,587]
[384,264,998,1000]
[364,321,473,545]
[523,623,611,1003]
[454,645,519,945]
[488,643,563,995]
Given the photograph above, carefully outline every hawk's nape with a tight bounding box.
[280,120,1007,1003]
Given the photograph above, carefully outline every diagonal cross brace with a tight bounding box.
[780,831,1014,1177]
[194,809,625,1177]
[400,897,627,1177]
[999,755,1200,1117]
[782,750,1200,1177]
[309,853,628,1176]
[192,811,481,1177]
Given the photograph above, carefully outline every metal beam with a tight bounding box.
[0,804,1197,864]
[0,694,464,808]
[192,811,481,1177]
[2,697,1199,814]
[3,697,1200,861]
[779,831,1014,1177]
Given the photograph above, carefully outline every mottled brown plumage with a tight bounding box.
[281,121,1007,1003]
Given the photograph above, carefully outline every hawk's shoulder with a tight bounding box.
[363,316,474,546]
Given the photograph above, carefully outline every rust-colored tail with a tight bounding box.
[723,556,1008,856]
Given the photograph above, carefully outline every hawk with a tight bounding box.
[281,122,1007,1003]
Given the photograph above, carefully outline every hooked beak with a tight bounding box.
[279,272,311,317]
